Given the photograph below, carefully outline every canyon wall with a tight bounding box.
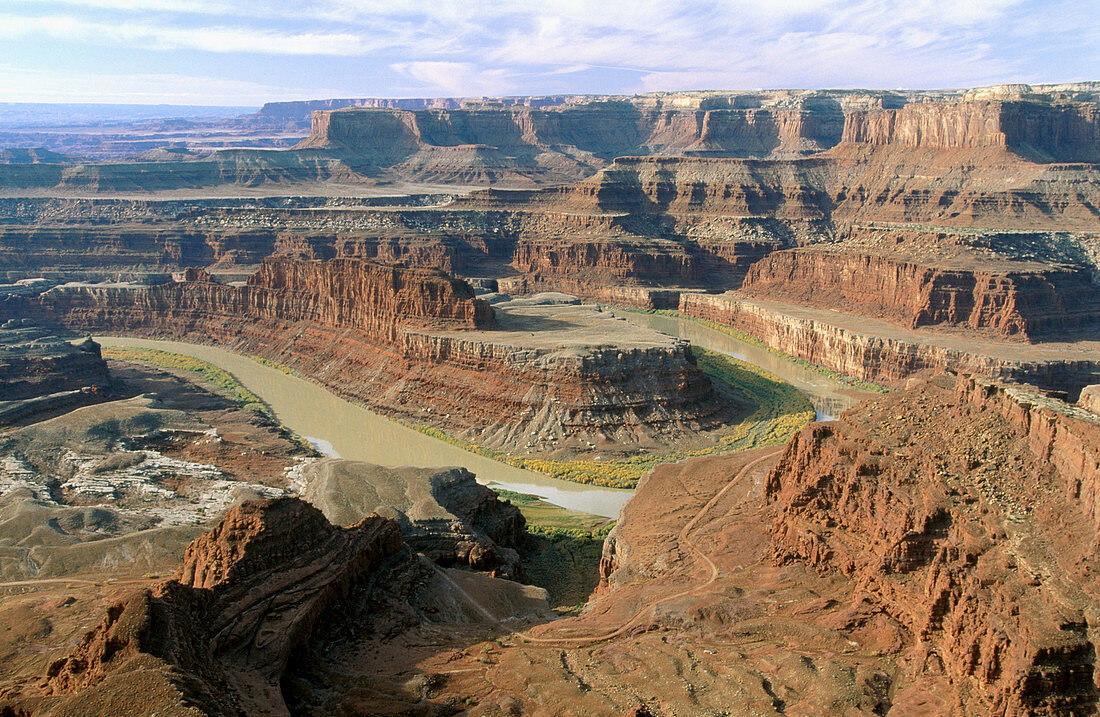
[297,103,846,162]
[6,258,733,456]
[0,326,113,424]
[29,498,407,716]
[520,155,837,221]
[32,258,493,342]
[766,376,1100,713]
[738,247,1100,340]
[679,292,1100,393]
[2,86,1098,196]
[840,100,1100,161]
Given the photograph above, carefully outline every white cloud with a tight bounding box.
[9,0,234,12]
[0,0,1096,101]
[391,62,514,96]
[0,13,396,55]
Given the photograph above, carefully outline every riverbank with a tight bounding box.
[96,336,634,517]
[619,309,884,418]
[101,335,816,490]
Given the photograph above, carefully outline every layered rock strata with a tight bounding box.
[7,498,407,716]
[766,374,1100,713]
[738,246,1100,340]
[3,85,1095,194]
[680,292,1100,394]
[0,323,112,424]
[840,99,1100,161]
[7,258,735,456]
[301,460,526,578]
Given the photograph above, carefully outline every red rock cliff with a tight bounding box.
[679,292,1100,394]
[841,100,1100,161]
[10,258,734,457]
[36,498,405,716]
[30,256,494,343]
[766,377,1100,713]
[739,247,1100,340]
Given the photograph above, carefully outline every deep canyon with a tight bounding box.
[0,82,1099,715]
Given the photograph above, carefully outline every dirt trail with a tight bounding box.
[518,448,782,646]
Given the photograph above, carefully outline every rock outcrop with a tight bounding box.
[1080,384,1100,414]
[6,257,738,457]
[29,257,493,339]
[5,85,1094,193]
[301,460,525,578]
[680,291,1100,394]
[839,99,1100,162]
[766,375,1100,714]
[738,246,1100,340]
[2,85,1100,396]
[0,323,112,424]
[16,498,405,717]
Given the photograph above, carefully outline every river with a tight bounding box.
[618,311,869,420]
[96,337,632,518]
[97,321,867,520]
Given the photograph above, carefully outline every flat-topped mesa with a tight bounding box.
[839,99,1100,162]
[766,376,1100,713]
[296,102,846,161]
[824,98,1100,229]
[738,245,1100,341]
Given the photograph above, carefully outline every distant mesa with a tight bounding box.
[1,83,1097,192]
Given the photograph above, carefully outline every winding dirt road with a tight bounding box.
[518,447,782,646]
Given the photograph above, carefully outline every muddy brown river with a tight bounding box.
[96,337,632,518]
[98,320,868,519]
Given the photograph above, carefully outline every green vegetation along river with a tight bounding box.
[620,311,877,419]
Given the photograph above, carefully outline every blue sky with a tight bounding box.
[1,0,1097,105]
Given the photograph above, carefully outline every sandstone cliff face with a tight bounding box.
[679,292,1100,394]
[0,325,113,425]
[298,103,845,162]
[300,461,526,578]
[539,155,836,221]
[32,498,405,717]
[0,225,280,281]
[30,257,494,343]
[739,247,1100,340]
[1080,385,1100,415]
[766,376,1100,714]
[511,238,698,288]
[0,329,110,404]
[244,257,494,334]
[840,100,1100,162]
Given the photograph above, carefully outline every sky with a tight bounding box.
[0,0,1097,106]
